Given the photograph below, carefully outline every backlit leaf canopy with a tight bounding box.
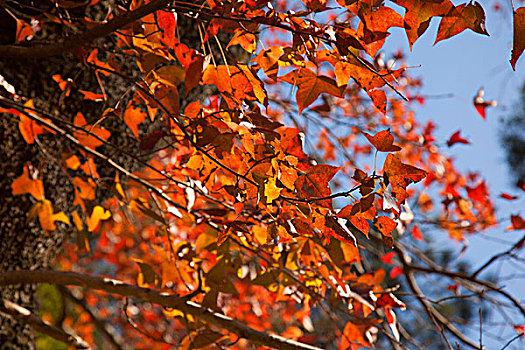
[0,0,523,349]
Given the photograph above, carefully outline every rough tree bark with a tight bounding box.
[0,1,240,348]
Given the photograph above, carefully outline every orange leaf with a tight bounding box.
[202,65,257,104]
[123,105,146,138]
[73,113,111,149]
[473,87,497,119]
[383,154,428,203]
[87,205,111,232]
[339,201,377,238]
[280,68,344,114]
[500,193,518,201]
[227,29,257,53]
[185,54,208,94]
[15,18,34,43]
[376,292,406,309]
[435,1,489,45]
[363,129,401,152]
[375,216,397,237]
[381,252,396,265]
[361,7,404,35]
[340,322,370,350]
[139,129,166,150]
[52,74,72,95]
[392,0,454,48]
[517,179,525,192]
[390,266,403,279]
[18,101,54,144]
[238,64,268,106]
[87,49,113,76]
[279,163,298,190]
[253,46,284,81]
[80,158,100,179]
[295,164,341,208]
[334,59,403,92]
[447,130,470,147]
[458,198,477,223]
[510,7,525,70]
[367,89,387,115]
[358,7,404,57]
[78,90,104,101]
[64,155,81,170]
[12,165,45,201]
[156,10,177,48]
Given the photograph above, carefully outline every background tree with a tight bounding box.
[0,1,524,350]
[500,83,525,182]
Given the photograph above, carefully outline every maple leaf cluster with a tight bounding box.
[2,0,525,349]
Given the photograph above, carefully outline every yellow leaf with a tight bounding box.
[87,205,111,232]
[52,211,71,226]
[264,177,282,204]
[115,174,126,199]
[163,308,185,318]
[72,210,83,231]
[32,199,70,231]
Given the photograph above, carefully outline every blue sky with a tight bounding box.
[380,2,525,347]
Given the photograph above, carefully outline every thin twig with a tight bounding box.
[500,332,523,350]
[392,241,485,350]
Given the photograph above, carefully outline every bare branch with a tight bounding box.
[471,234,525,278]
[393,242,485,350]
[404,262,525,320]
[0,299,89,349]
[0,270,324,350]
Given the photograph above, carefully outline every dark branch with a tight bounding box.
[0,270,324,350]
[0,0,173,58]
[392,242,486,350]
[0,299,89,349]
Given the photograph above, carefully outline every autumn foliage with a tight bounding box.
[1,0,525,349]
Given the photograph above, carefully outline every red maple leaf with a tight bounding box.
[447,130,470,147]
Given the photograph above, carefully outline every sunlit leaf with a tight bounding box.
[280,68,344,114]
[87,205,111,232]
[363,129,401,152]
[12,165,45,201]
[392,0,454,48]
[383,154,428,203]
[435,2,489,45]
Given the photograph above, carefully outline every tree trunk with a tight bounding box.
[0,2,239,347]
